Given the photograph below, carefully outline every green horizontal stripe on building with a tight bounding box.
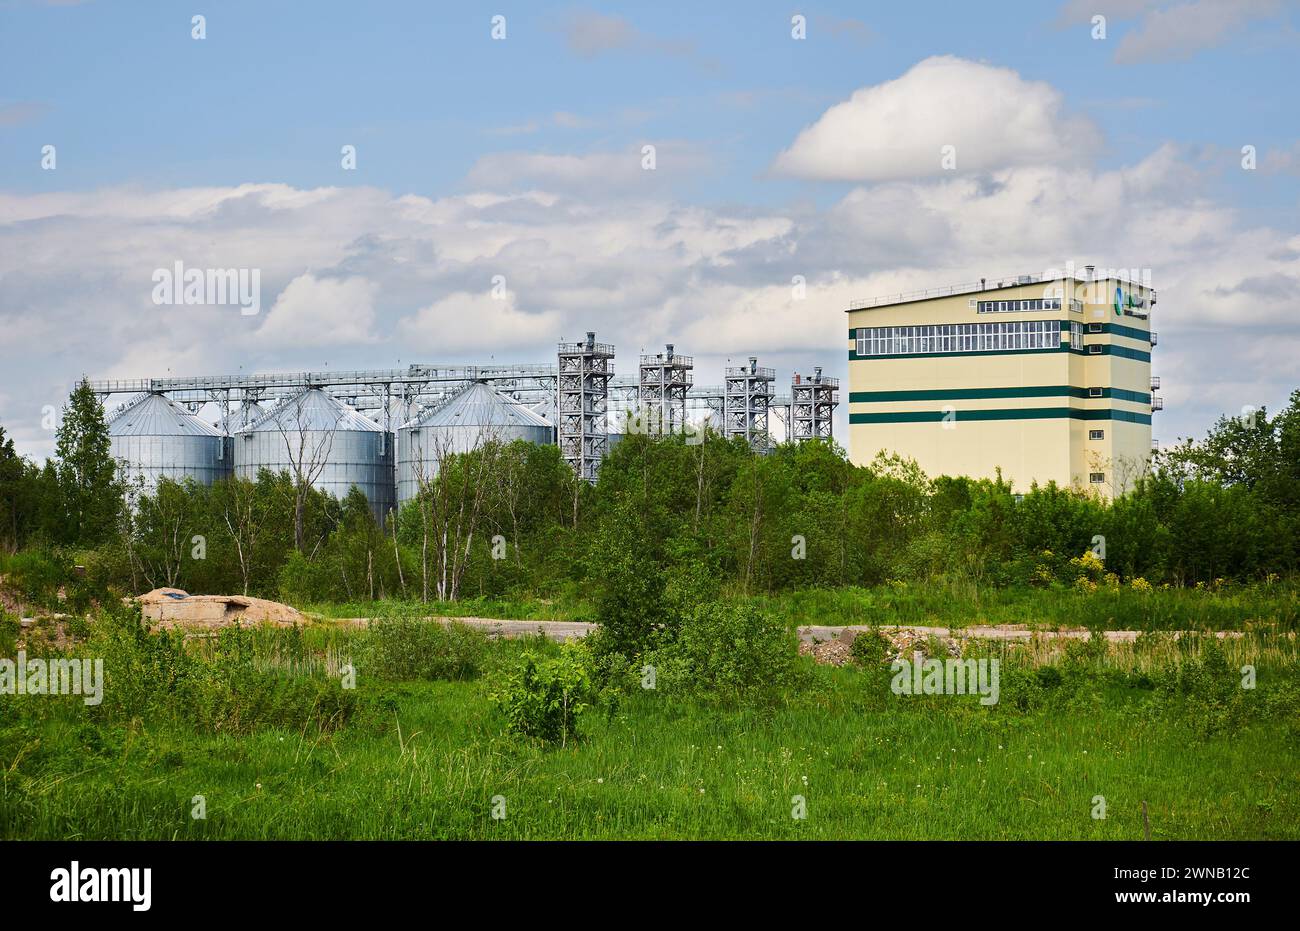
[1098,322,1151,343]
[1105,344,1151,362]
[849,386,1150,403]
[1077,344,1152,362]
[849,407,1152,425]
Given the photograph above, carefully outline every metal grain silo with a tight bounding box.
[233,388,395,524]
[216,401,264,467]
[109,392,229,492]
[397,381,554,505]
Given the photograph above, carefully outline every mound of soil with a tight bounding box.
[799,638,854,666]
[802,627,963,666]
[134,588,304,630]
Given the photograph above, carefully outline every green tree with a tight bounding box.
[54,379,119,545]
[0,423,28,552]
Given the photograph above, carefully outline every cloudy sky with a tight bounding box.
[2,0,1299,460]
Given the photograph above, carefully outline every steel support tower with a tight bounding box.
[724,357,774,451]
[557,332,615,482]
[791,367,838,442]
[637,344,693,436]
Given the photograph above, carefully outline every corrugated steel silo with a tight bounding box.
[109,392,229,491]
[216,401,265,467]
[233,388,395,524]
[396,381,553,506]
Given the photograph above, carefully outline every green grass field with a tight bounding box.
[4,626,1297,840]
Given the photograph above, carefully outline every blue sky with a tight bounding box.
[2,0,1299,465]
[5,1,1298,209]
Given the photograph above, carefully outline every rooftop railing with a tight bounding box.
[558,341,616,355]
[850,270,1153,310]
[793,374,839,387]
[640,353,694,367]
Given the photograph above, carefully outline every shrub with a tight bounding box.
[359,615,487,681]
[489,641,602,746]
[1147,639,1255,738]
[590,548,670,658]
[647,600,805,702]
[277,549,339,605]
[849,628,890,666]
[89,604,198,723]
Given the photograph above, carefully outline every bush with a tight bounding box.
[359,615,487,681]
[647,601,805,702]
[277,549,338,605]
[849,628,890,666]
[89,604,198,722]
[1147,639,1255,738]
[489,641,603,745]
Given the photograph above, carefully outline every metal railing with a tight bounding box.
[87,363,561,397]
[725,366,776,379]
[792,373,839,388]
[639,353,693,367]
[849,270,1153,311]
[558,341,615,355]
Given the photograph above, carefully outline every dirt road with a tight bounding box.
[332,617,1250,644]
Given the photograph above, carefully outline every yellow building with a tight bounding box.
[847,270,1158,497]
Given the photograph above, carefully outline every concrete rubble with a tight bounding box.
[133,588,305,630]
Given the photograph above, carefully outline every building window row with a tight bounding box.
[855,320,1060,356]
[976,298,1084,313]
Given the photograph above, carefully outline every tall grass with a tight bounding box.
[3,658,1296,840]
[297,580,1299,633]
[748,580,1300,632]
[298,590,592,622]
[2,613,1297,840]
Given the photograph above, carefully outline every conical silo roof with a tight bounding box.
[243,388,384,434]
[409,382,553,430]
[109,392,223,438]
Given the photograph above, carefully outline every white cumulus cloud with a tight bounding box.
[772,56,1099,182]
[396,291,561,354]
[255,273,380,349]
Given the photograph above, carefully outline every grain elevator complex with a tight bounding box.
[93,333,840,523]
[96,263,1155,517]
